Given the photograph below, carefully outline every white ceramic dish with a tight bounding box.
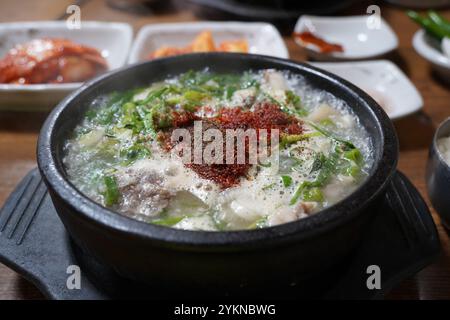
[413,30,450,83]
[128,21,288,64]
[0,21,133,111]
[442,37,450,59]
[294,15,398,61]
[311,60,423,120]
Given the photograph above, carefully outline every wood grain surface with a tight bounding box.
[0,0,449,300]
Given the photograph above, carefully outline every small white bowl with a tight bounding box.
[311,60,423,120]
[413,29,450,83]
[0,21,133,111]
[294,15,398,61]
[128,21,288,64]
[442,37,450,58]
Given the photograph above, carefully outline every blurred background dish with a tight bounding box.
[443,37,450,57]
[310,60,423,120]
[0,21,133,111]
[107,0,166,13]
[427,117,450,229]
[0,38,108,85]
[408,10,450,83]
[294,15,398,61]
[128,21,288,64]
[188,0,356,33]
[384,0,450,9]
[146,30,249,59]
[413,29,450,84]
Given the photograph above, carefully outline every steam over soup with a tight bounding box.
[64,69,373,231]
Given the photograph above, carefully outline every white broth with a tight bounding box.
[64,69,373,231]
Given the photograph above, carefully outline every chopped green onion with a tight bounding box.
[319,118,335,127]
[152,215,185,227]
[305,120,356,150]
[102,175,119,206]
[281,175,293,187]
[262,183,276,190]
[303,187,324,202]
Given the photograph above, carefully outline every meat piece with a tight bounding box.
[267,202,316,226]
[307,104,337,122]
[263,70,289,91]
[0,38,108,84]
[230,88,257,107]
[115,165,174,220]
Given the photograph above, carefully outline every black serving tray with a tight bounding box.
[0,168,441,300]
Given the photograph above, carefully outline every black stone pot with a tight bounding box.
[37,53,398,297]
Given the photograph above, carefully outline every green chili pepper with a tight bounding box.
[428,10,450,34]
[290,150,340,205]
[280,132,321,148]
[303,187,324,202]
[407,10,450,40]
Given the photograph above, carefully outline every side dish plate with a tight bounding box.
[0,21,133,111]
[294,15,398,61]
[310,60,423,120]
[128,22,288,64]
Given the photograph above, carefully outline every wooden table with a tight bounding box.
[0,0,449,300]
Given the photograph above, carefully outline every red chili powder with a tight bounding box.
[217,102,302,134]
[163,103,303,188]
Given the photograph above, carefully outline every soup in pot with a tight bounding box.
[63,69,372,231]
